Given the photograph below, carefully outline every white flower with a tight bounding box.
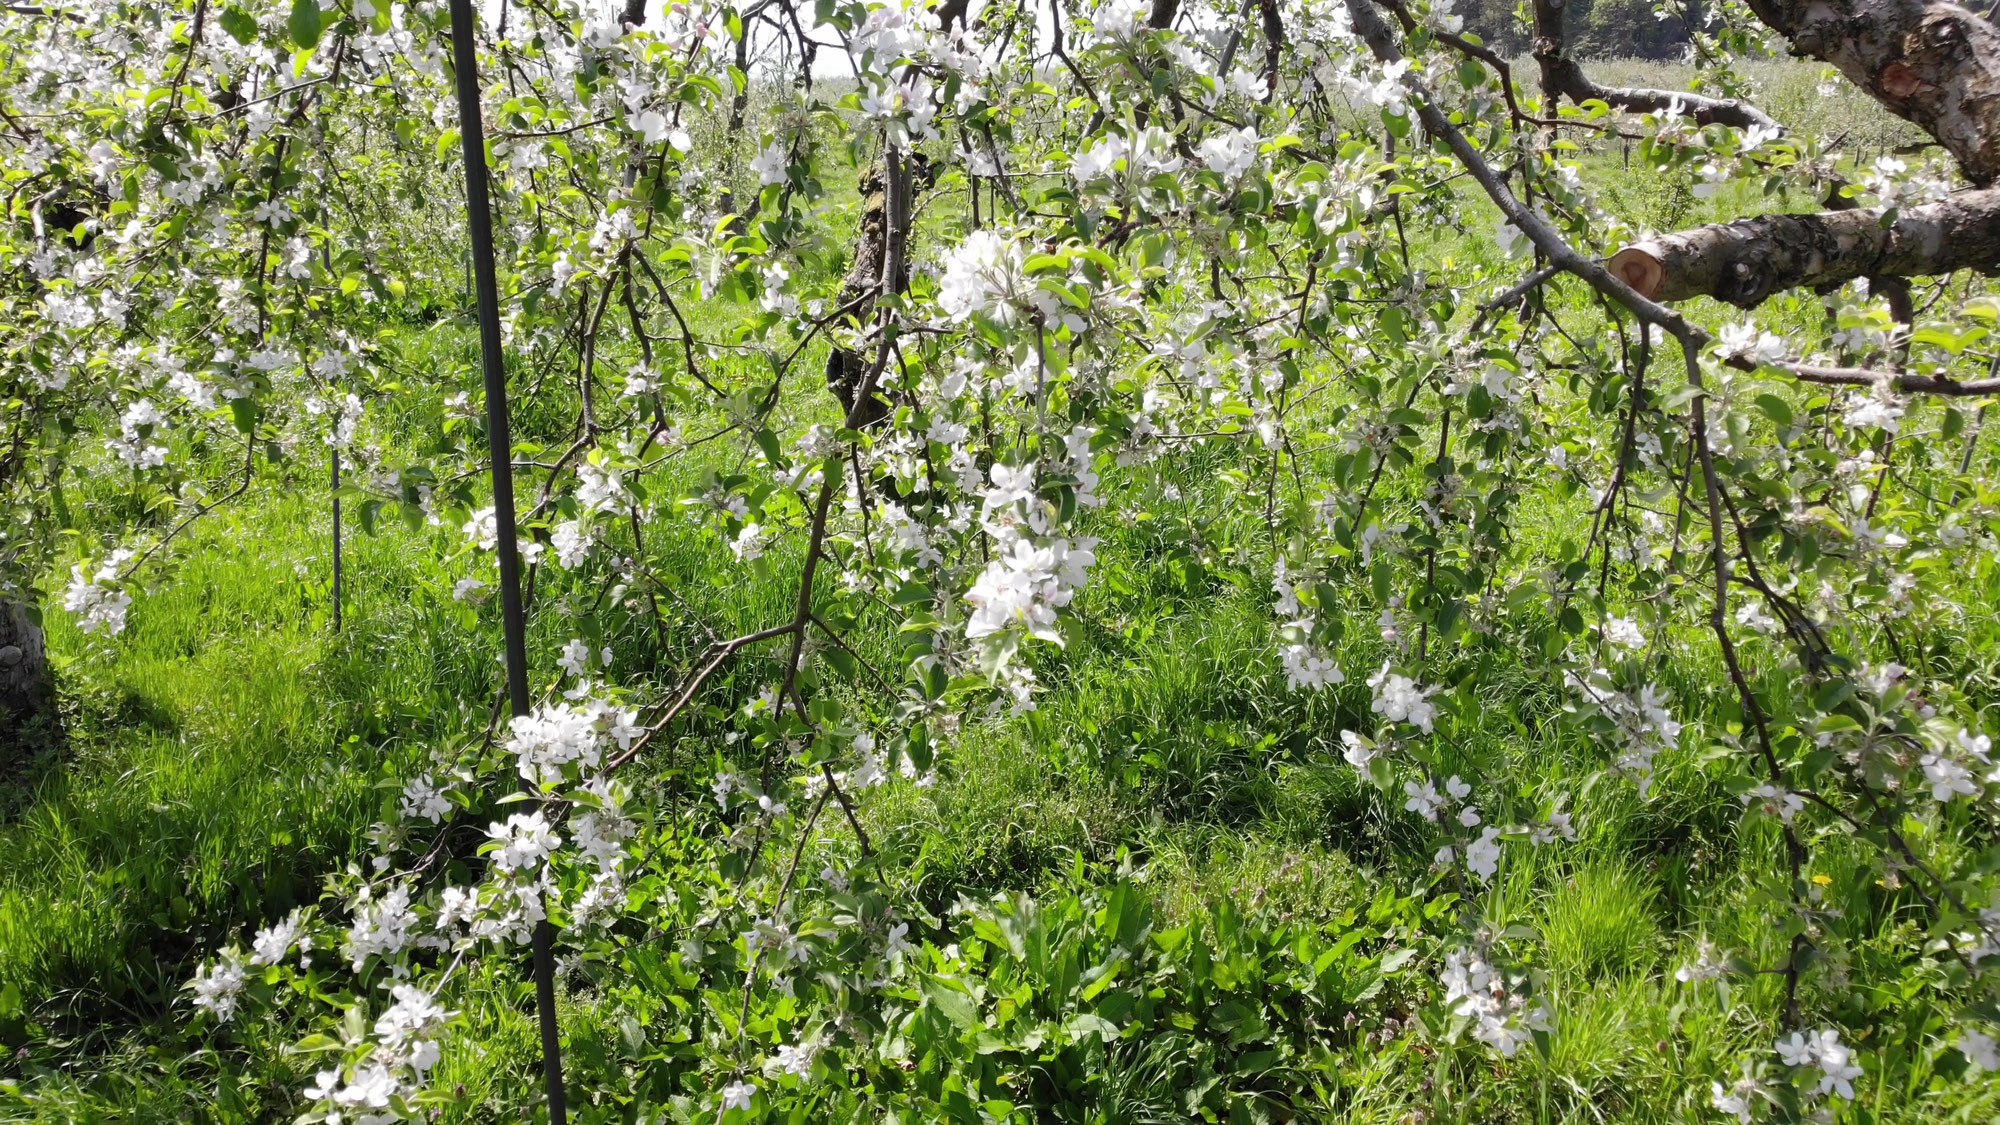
[1090,0,1149,42]
[732,522,771,563]
[720,1080,756,1111]
[400,773,452,823]
[1368,663,1436,732]
[463,506,499,550]
[486,811,561,873]
[752,142,788,185]
[771,1039,818,1078]
[374,983,450,1070]
[552,520,594,568]
[108,398,169,468]
[964,536,1097,647]
[1775,1028,1862,1100]
[1197,127,1260,183]
[1692,159,1733,198]
[1282,643,1344,691]
[1529,810,1575,845]
[507,703,605,786]
[576,463,625,512]
[1569,671,1683,797]
[452,576,488,602]
[64,559,134,636]
[344,883,418,971]
[1861,662,1906,696]
[1495,220,1529,259]
[304,1068,341,1100]
[1921,753,1978,802]
[330,1063,398,1109]
[1960,1030,2000,1072]
[1440,946,1546,1057]
[1465,827,1502,881]
[1842,394,1905,433]
[1340,730,1377,769]
[1404,779,1443,821]
[1717,321,1789,366]
[1710,1079,1754,1123]
[1742,783,1805,822]
[1675,939,1727,983]
[983,461,1038,514]
[250,910,307,966]
[189,948,247,1021]
[938,230,1028,322]
[558,637,592,678]
[1602,616,1644,651]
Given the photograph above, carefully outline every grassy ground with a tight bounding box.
[4,57,1999,1123]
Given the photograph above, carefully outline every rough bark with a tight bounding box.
[0,599,54,773]
[1256,0,1284,101]
[1609,186,2000,305]
[1530,0,1781,130]
[1745,0,2000,183]
[825,154,932,427]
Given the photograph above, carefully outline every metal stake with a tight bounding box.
[444,1,568,1120]
[331,446,342,633]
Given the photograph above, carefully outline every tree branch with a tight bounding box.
[1610,186,2000,306]
[1342,0,1961,399]
[1745,0,2000,183]
[1530,0,1781,131]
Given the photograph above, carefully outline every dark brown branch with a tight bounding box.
[1774,363,2000,395]
[1530,0,1780,131]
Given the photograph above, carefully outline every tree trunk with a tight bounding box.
[0,599,54,773]
[1745,0,2000,184]
[825,153,930,428]
[1610,186,2000,305]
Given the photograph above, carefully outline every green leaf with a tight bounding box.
[219,6,259,46]
[923,978,981,1031]
[288,0,321,48]
[1063,1012,1121,1042]
[1754,393,1793,429]
[1943,406,1967,440]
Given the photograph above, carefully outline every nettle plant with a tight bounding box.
[6,0,2000,1118]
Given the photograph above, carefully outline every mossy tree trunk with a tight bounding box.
[0,599,53,771]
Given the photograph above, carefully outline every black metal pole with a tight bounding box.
[444,2,568,1121]
[330,446,342,633]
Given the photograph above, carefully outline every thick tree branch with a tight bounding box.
[1746,0,2000,183]
[1611,186,2000,306]
[1343,0,1960,398]
[1531,0,1781,131]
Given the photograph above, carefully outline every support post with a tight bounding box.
[330,446,342,634]
[443,2,568,1121]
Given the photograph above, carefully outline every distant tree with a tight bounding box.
[1568,0,1698,60]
